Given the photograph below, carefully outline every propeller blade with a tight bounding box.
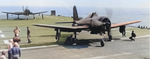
[22,6,25,11]
[26,6,28,9]
[105,8,113,19]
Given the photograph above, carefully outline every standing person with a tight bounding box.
[27,27,31,43]
[13,37,20,48]
[0,51,6,59]
[7,39,14,59]
[129,31,136,41]
[119,25,126,37]
[10,44,21,59]
[13,26,20,37]
[13,37,21,44]
[14,42,20,48]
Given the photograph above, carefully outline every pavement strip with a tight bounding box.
[0,35,149,52]
[82,52,132,59]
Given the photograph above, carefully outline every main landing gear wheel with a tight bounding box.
[100,39,105,47]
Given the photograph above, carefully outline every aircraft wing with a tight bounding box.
[31,11,48,14]
[34,20,141,30]
[2,12,24,15]
[33,24,89,30]
[111,20,141,28]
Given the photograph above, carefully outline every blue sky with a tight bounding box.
[0,0,149,8]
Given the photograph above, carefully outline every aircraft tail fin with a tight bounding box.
[73,6,79,22]
[55,6,79,24]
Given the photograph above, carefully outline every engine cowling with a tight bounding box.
[24,9,31,15]
[90,16,111,34]
[100,17,111,31]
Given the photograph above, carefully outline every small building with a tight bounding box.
[51,10,56,16]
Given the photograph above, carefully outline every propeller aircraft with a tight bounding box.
[33,6,141,46]
[2,6,48,20]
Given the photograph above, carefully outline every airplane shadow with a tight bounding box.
[61,37,123,49]
[61,44,90,49]
[123,40,133,42]
[113,38,121,40]
[60,39,103,49]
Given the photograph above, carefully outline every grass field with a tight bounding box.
[0,16,73,49]
[0,15,149,49]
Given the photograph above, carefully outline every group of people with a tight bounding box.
[13,26,31,43]
[7,39,21,59]
[0,37,21,59]
[0,26,32,59]
[119,25,136,41]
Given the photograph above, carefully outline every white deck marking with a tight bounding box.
[3,40,9,44]
[0,34,5,37]
[0,30,5,38]
[0,30,2,33]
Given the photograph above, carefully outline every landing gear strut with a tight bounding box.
[55,29,61,42]
[100,39,105,47]
[107,29,112,41]
[99,33,105,47]
[6,13,8,20]
[73,32,77,40]
[42,14,44,19]
[33,14,35,19]
[17,15,20,20]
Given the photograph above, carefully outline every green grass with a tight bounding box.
[0,16,73,49]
